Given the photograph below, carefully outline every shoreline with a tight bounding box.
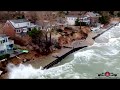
[92,22,119,40]
[43,46,87,69]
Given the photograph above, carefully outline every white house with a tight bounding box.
[66,15,90,26]
[36,20,61,31]
[0,34,14,55]
[66,16,77,25]
[84,12,101,26]
[66,12,101,26]
[3,19,41,38]
[80,16,90,25]
[8,19,40,32]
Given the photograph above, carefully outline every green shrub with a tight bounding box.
[75,18,80,26]
[54,42,61,49]
[28,27,42,38]
[0,54,10,60]
[75,22,87,26]
[64,27,72,30]
[71,31,75,36]
[117,12,120,17]
[56,29,63,32]
[75,18,88,26]
[99,16,110,24]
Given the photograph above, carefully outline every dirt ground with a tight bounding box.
[110,17,120,22]
[0,23,4,34]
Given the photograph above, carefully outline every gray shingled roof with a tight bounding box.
[85,12,100,17]
[10,19,29,23]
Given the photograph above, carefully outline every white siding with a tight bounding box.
[66,17,77,25]
[14,22,30,28]
[16,29,22,33]
[0,36,14,52]
[66,16,90,25]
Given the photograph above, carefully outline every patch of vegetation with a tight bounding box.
[0,54,10,60]
[58,11,66,18]
[28,27,57,55]
[64,27,72,30]
[75,18,80,26]
[71,31,75,36]
[54,42,61,49]
[56,29,63,32]
[28,27,42,39]
[75,18,88,26]
[109,11,114,16]
[64,32,69,36]
[81,22,88,26]
[99,15,110,24]
[16,15,25,19]
[117,12,120,17]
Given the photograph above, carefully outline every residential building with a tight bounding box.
[55,17,68,29]
[84,12,101,26]
[36,20,61,31]
[65,11,85,25]
[0,34,14,55]
[66,11,101,26]
[66,15,90,26]
[3,19,41,38]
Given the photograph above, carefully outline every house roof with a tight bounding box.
[10,19,29,23]
[8,19,37,29]
[85,12,100,17]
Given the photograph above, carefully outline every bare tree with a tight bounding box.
[79,11,82,30]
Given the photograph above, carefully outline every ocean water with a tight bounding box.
[7,23,120,79]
